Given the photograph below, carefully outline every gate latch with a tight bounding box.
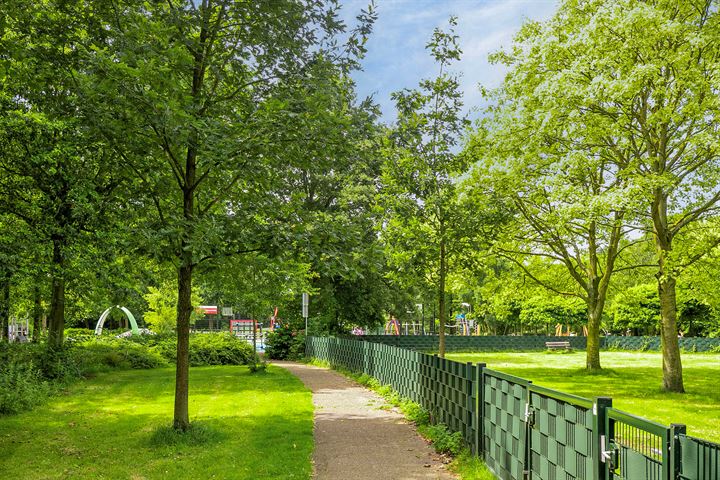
[524,403,536,427]
[600,435,619,471]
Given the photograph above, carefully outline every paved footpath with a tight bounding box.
[275,361,456,480]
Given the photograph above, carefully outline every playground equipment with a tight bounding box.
[269,307,281,331]
[230,319,263,351]
[403,323,424,335]
[554,324,588,336]
[384,316,400,335]
[95,306,140,336]
[230,319,260,339]
[8,316,29,342]
[456,313,471,336]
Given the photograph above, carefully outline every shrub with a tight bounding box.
[0,361,51,414]
[72,338,168,372]
[149,332,253,366]
[64,328,96,343]
[188,332,254,366]
[265,327,306,360]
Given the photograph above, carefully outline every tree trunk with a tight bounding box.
[173,260,193,431]
[32,283,42,342]
[0,273,9,342]
[438,239,446,358]
[586,305,601,370]
[47,237,66,349]
[658,274,684,392]
[652,191,684,392]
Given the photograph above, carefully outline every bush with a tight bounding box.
[265,327,306,360]
[0,361,51,414]
[72,338,168,372]
[188,332,254,366]
[64,328,96,343]
[140,332,253,366]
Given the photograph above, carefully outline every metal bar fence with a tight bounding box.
[306,336,719,480]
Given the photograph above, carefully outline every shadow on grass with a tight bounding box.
[0,368,314,480]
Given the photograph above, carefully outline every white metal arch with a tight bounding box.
[95,306,140,336]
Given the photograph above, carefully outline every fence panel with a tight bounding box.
[527,385,596,480]
[306,336,720,480]
[482,369,531,480]
[678,435,720,480]
[357,334,720,352]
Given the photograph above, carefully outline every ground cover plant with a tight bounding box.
[447,351,720,442]
[0,365,313,479]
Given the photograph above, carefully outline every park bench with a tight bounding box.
[545,341,571,351]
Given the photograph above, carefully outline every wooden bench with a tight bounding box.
[545,341,571,351]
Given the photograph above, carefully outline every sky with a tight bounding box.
[341,0,559,121]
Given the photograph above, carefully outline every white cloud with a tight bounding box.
[344,0,559,121]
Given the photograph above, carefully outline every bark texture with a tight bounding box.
[47,238,65,349]
[437,240,446,358]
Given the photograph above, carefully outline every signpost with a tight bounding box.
[302,293,309,334]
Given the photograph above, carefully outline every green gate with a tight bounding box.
[483,369,531,480]
[526,385,597,480]
[604,408,669,480]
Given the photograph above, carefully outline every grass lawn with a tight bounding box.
[446,351,720,442]
[0,365,313,479]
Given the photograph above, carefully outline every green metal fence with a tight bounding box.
[306,336,720,480]
[356,334,720,353]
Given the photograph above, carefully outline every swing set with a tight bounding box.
[384,315,400,335]
[554,324,588,336]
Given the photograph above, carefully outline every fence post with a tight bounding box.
[476,362,486,458]
[465,362,474,450]
[593,396,612,480]
[669,423,686,480]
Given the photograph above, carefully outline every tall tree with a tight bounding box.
[1,2,126,349]
[467,124,636,369]
[81,0,375,430]
[381,17,470,357]
[479,0,720,391]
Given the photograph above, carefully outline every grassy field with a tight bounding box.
[0,365,313,479]
[446,351,720,442]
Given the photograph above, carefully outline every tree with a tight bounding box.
[381,17,470,357]
[79,0,375,430]
[1,2,130,348]
[0,104,121,349]
[144,281,203,334]
[476,0,720,390]
[467,120,635,369]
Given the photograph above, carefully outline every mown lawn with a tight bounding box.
[0,365,313,479]
[447,351,720,442]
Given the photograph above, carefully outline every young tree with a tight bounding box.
[79,0,375,430]
[381,18,470,357]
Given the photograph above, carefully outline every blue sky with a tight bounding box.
[342,0,559,121]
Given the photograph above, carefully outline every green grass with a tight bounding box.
[449,450,497,480]
[0,365,313,479]
[447,351,720,442]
